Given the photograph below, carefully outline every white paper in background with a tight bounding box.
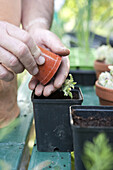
[54,0,65,12]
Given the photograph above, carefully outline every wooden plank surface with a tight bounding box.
[0,144,25,170]
[0,73,33,170]
[81,86,99,106]
[0,105,33,144]
[28,144,71,170]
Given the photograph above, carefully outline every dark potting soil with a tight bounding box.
[34,89,79,100]
[72,110,113,127]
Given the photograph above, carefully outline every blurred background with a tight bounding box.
[53,0,113,39]
[51,0,113,70]
[18,0,113,86]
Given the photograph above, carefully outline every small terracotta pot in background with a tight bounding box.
[34,46,62,85]
[95,80,113,106]
[94,60,110,79]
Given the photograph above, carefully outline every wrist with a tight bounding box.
[23,18,50,32]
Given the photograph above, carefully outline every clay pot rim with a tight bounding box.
[95,59,105,62]
[94,60,110,66]
[95,80,113,92]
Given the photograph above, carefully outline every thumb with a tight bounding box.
[43,31,70,56]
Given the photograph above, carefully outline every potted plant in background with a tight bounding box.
[95,65,113,106]
[94,45,113,79]
[69,105,113,170]
[32,74,83,152]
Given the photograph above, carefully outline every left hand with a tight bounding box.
[27,27,70,97]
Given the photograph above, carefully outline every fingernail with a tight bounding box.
[61,47,70,52]
[35,90,42,96]
[37,56,45,65]
[57,82,62,88]
[33,67,38,75]
[30,83,36,90]
[61,46,68,50]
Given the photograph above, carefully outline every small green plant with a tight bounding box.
[83,133,113,170]
[62,74,76,98]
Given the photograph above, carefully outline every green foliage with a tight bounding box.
[83,133,113,170]
[62,74,76,99]
[59,0,77,22]
[59,0,113,37]
[51,19,64,39]
[74,0,93,51]
[71,152,75,170]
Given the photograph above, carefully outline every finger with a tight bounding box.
[43,82,57,97]
[0,35,39,75]
[6,23,45,65]
[0,64,14,81]
[0,46,24,74]
[41,30,70,56]
[28,76,39,90]
[35,83,44,96]
[54,56,70,89]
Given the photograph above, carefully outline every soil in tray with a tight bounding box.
[34,89,79,99]
[72,111,113,127]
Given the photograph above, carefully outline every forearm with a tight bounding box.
[21,0,54,31]
[0,0,21,26]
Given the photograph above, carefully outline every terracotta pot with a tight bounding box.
[95,80,113,106]
[94,60,110,79]
[34,46,62,85]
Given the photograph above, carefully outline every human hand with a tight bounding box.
[0,21,45,81]
[28,27,70,97]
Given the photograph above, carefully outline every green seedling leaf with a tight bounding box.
[62,74,76,99]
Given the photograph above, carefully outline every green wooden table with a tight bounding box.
[0,75,33,170]
[0,74,99,170]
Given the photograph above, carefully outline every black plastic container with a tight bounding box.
[70,105,113,170]
[69,70,96,86]
[32,87,83,152]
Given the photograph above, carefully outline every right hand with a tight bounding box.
[0,21,45,81]
[28,27,70,97]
